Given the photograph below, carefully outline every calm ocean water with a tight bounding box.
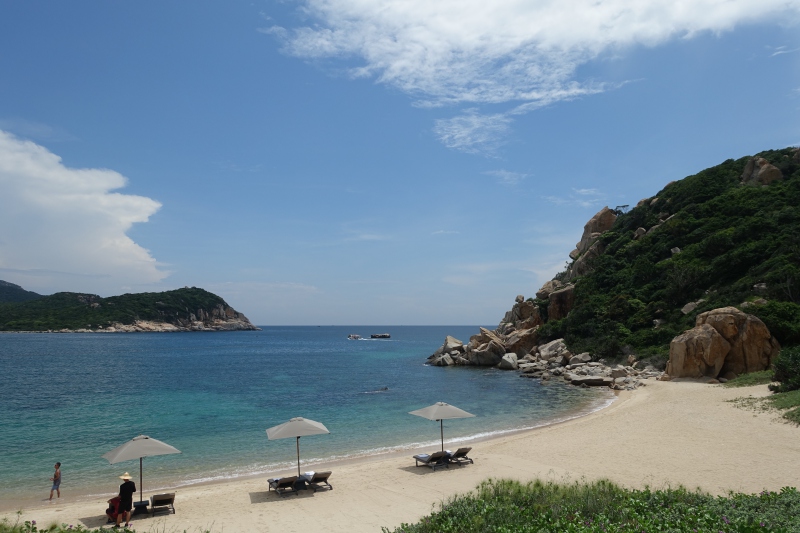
[0,326,612,508]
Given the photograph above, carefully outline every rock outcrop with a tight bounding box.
[741,157,783,186]
[427,309,663,390]
[570,206,617,259]
[547,285,575,321]
[665,307,780,378]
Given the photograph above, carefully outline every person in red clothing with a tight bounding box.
[115,472,136,528]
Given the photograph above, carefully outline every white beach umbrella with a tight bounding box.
[266,417,330,477]
[409,402,476,451]
[102,435,181,502]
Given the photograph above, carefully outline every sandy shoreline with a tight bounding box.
[3,380,799,532]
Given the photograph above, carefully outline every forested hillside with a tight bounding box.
[536,147,800,363]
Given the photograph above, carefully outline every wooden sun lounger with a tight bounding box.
[307,471,333,492]
[268,475,299,496]
[150,493,176,516]
[449,447,474,465]
[412,450,450,471]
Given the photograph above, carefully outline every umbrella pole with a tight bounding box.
[440,420,444,451]
[296,436,301,477]
[139,457,143,503]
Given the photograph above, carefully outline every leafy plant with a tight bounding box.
[383,478,800,533]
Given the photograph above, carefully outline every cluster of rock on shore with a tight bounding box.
[427,324,663,391]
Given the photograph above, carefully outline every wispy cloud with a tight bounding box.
[431,230,460,235]
[544,187,607,208]
[770,45,800,56]
[266,0,800,152]
[344,233,389,242]
[484,169,528,185]
[433,110,511,154]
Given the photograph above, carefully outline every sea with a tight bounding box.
[0,326,614,509]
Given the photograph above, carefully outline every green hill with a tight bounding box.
[0,286,257,331]
[0,280,43,303]
[536,147,800,364]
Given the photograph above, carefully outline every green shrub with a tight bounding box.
[722,370,774,388]
[383,478,800,532]
[770,347,800,393]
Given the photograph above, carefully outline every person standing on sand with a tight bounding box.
[116,472,136,528]
[49,462,61,501]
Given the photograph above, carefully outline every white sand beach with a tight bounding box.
[4,380,799,533]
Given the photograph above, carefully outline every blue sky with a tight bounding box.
[0,1,799,325]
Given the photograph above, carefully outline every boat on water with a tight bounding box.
[347,334,361,340]
[370,333,391,339]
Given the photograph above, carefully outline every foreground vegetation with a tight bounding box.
[534,147,800,363]
[384,478,800,533]
[0,287,229,331]
[0,518,210,533]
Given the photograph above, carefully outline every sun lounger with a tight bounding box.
[412,450,450,471]
[307,471,333,492]
[150,493,176,516]
[448,447,474,465]
[268,475,299,496]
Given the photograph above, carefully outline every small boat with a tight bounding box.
[370,333,391,339]
[347,334,361,340]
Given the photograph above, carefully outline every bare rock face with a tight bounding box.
[499,299,543,333]
[498,353,519,370]
[567,240,605,280]
[548,285,575,321]
[539,338,570,361]
[467,339,506,366]
[536,280,563,300]
[571,206,617,258]
[666,307,780,378]
[504,327,540,357]
[696,307,781,376]
[741,157,783,186]
[667,323,731,378]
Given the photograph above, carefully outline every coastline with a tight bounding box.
[0,387,616,513]
[4,380,798,533]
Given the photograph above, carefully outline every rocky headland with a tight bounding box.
[427,149,796,388]
[0,285,260,332]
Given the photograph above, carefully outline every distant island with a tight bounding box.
[0,281,259,332]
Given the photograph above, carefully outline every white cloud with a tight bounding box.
[0,130,167,294]
[433,110,511,154]
[484,169,528,185]
[268,0,800,151]
[544,187,607,208]
[431,229,459,235]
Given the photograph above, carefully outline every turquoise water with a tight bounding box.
[0,327,612,508]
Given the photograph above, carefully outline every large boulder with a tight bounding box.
[498,353,519,370]
[539,338,570,361]
[431,353,454,366]
[696,307,780,376]
[505,327,540,357]
[569,375,613,387]
[467,327,504,350]
[666,323,731,378]
[741,157,783,186]
[567,240,605,280]
[467,339,506,366]
[571,206,618,257]
[536,280,563,300]
[548,285,575,321]
[442,335,464,353]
